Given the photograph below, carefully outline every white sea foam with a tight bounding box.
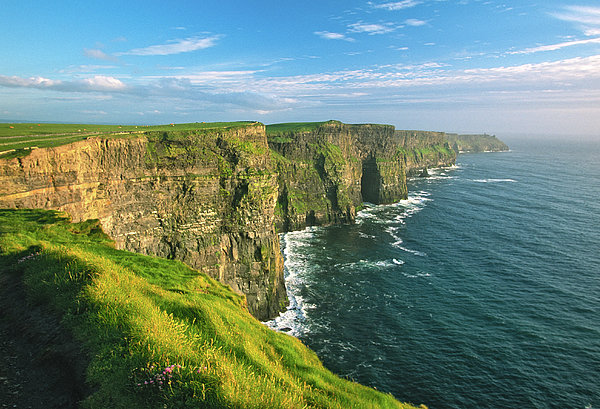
[336,258,399,271]
[401,271,431,278]
[264,229,319,337]
[473,178,517,183]
[394,244,427,257]
[268,188,434,335]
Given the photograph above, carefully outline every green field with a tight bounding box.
[0,122,258,157]
[0,208,422,409]
[266,121,333,137]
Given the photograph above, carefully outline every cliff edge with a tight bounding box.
[0,124,285,320]
[268,121,456,231]
[1,121,457,320]
[446,133,509,153]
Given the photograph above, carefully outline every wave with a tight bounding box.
[356,191,432,225]
[265,229,318,337]
[472,178,517,183]
[335,258,402,271]
[401,271,431,278]
[394,244,427,257]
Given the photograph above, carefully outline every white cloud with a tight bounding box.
[81,76,127,91]
[117,36,221,56]
[553,6,600,26]
[552,6,600,36]
[0,75,60,89]
[84,48,117,61]
[404,18,427,26]
[0,75,127,93]
[584,28,600,36]
[314,31,355,41]
[370,1,421,11]
[60,65,119,73]
[508,37,600,55]
[348,22,396,35]
[5,54,600,122]
[0,73,292,111]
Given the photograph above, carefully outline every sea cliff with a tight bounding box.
[268,121,456,231]
[0,121,457,319]
[446,133,509,153]
[0,124,284,320]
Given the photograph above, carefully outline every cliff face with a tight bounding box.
[0,120,457,320]
[268,121,456,231]
[446,133,509,153]
[396,130,458,176]
[0,125,285,320]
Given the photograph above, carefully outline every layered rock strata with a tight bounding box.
[268,121,456,231]
[1,121,457,320]
[0,125,285,320]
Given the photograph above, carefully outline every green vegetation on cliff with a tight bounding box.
[0,209,421,409]
[266,121,331,137]
[446,133,509,153]
[0,121,256,158]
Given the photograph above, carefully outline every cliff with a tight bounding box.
[446,133,509,153]
[0,124,285,320]
[0,120,456,320]
[268,121,456,231]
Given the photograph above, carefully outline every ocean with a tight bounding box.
[266,137,600,409]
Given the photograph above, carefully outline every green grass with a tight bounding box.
[266,121,334,137]
[0,122,259,155]
[0,208,424,409]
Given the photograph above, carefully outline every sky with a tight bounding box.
[2,0,600,136]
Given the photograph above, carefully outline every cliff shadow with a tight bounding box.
[360,156,380,204]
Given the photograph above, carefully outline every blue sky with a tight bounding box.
[2,0,600,136]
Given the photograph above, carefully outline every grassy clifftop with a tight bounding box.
[0,122,257,158]
[446,133,509,153]
[0,209,422,409]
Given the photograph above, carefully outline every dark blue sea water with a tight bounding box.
[267,138,600,409]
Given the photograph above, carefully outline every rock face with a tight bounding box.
[268,121,456,231]
[0,120,457,320]
[0,125,285,320]
[446,133,509,153]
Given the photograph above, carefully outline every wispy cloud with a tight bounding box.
[84,48,117,61]
[0,74,292,111]
[348,22,396,35]
[314,31,355,41]
[116,36,221,56]
[552,6,600,36]
[403,19,427,26]
[60,65,119,74]
[4,54,600,117]
[508,37,600,55]
[369,1,421,11]
[0,75,127,92]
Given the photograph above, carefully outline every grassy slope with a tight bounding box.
[0,209,423,409]
[0,122,257,155]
